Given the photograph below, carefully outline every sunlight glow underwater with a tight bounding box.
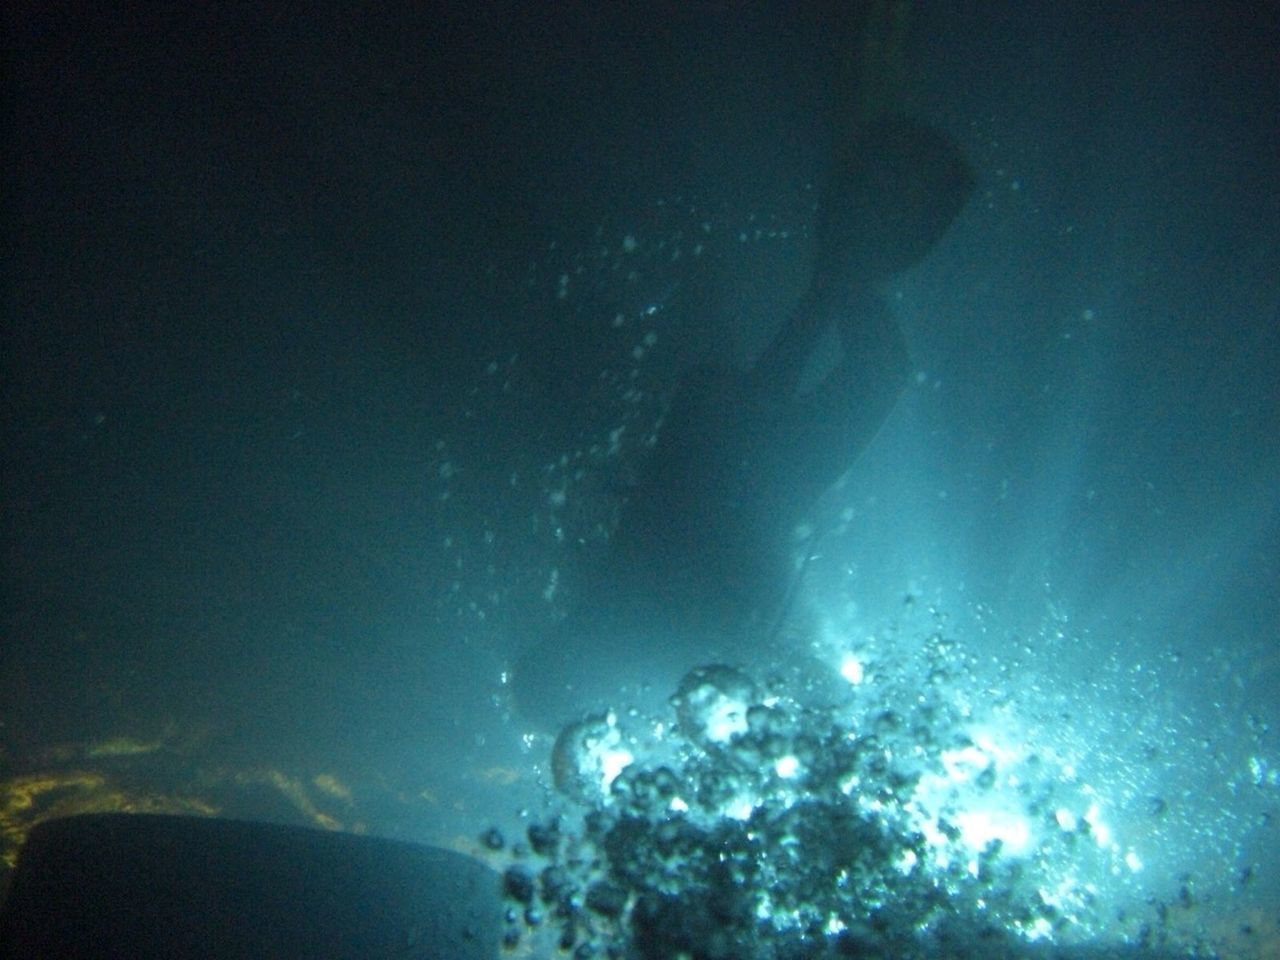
[494,584,1271,959]
[457,215,1275,958]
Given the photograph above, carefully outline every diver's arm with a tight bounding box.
[787,290,909,507]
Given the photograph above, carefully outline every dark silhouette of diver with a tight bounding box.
[514,115,973,728]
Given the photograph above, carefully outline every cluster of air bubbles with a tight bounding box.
[488,646,1213,959]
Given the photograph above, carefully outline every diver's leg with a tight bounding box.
[784,291,910,511]
[749,277,841,401]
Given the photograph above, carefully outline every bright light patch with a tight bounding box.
[705,696,749,743]
[1084,802,1113,848]
[1055,808,1077,831]
[839,653,864,685]
[954,808,1032,855]
[1024,917,1054,941]
[774,755,801,779]
[585,712,633,790]
[902,723,1050,872]
[600,746,633,789]
[1125,850,1143,872]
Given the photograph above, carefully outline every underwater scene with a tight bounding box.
[3,2,1277,958]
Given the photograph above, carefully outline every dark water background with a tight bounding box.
[3,0,1277,949]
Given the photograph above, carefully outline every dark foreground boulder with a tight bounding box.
[0,813,501,960]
